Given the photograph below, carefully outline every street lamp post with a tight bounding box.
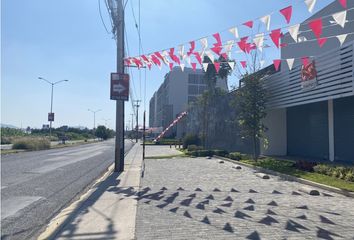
[88,109,102,129]
[38,77,68,140]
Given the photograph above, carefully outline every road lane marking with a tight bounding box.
[1,196,43,220]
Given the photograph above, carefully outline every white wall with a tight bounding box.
[261,108,287,156]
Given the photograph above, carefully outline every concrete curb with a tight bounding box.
[37,143,135,240]
[215,156,354,198]
[37,164,118,240]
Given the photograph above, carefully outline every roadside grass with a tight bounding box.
[12,137,50,151]
[239,158,354,192]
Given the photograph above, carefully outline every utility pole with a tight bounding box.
[130,113,134,131]
[107,0,125,172]
[134,100,141,143]
[88,109,102,129]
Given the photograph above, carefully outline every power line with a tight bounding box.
[98,0,110,34]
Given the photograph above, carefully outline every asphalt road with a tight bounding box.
[1,139,134,240]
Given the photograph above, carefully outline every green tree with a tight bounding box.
[95,125,109,140]
[199,55,233,148]
[235,71,268,161]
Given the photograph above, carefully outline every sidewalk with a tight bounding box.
[42,144,354,239]
[41,142,144,240]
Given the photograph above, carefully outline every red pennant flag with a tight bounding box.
[270,29,282,48]
[221,53,228,60]
[214,62,220,73]
[151,54,161,66]
[273,59,281,71]
[213,33,222,46]
[243,20,253,28]
[124,59,131,67]
[317,37,327,47]
[147,63,152,70]
[193,52,202,65]
[211,46,222,56]
[191,63,197,71]
[280,6,292,24]
[308,18,323,39]
[187,41,195,56]
[132,58,142,68]
[169,62,174,71]
[154,52,165,62]
[301,56,309,67]
[237,37,249,53]
[338,0,347,8]
[240,61,247,68]
[141,55,149,63]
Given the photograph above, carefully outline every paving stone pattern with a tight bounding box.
[132,157,354,239]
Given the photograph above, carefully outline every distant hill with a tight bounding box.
[1,123,19,129]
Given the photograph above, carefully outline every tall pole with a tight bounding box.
[134,100,141,143]
[50,84,54,138]
[131,113,134,131]
[115,0,125,172]
[143,111,146,160]
[38,77,68,140]
[88,109,102,129]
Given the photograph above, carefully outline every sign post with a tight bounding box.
[111,73,129,101]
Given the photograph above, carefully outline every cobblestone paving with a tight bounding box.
[133,157,354,239]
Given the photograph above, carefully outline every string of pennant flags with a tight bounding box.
[125,0,351,73]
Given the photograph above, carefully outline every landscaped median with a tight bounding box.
[180,148,354,194]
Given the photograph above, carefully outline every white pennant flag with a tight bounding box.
[228,61,235,70]
[224,40,234,54]
[253,33,264,51]
[260,15,271,31]
[288,24,300,42]
[178,45,186,60]
[200,38,208,49]
[298,36,307,42]
[260,60,266,68]
[286,58,295,70]
[205,50,215,63]
[202,63,209,72]
[304,0,316,13]
[180,63,185,72]
[162,50,170,64]
[229,27,239,39]
[337,34,348,46]
[332,10,347,28]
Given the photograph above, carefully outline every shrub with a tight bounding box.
[188,150,213,157]
[182,134,201,149]
[187,144,203,151]
[345,171,354,182]
[213,149,228,157]
[314,164,354,182]
[228,152,243,160]
[12,137,50,150]
[294,160,317,172]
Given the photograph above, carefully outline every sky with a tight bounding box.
[1,0,334,129]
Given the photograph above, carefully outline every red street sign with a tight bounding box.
[48,113,54,122]
[111,73,129,101]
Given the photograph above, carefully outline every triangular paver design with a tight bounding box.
[247,231,261,240]
[245,198,255,204]
[231,188,239,192]
[267,201,278,206]
[221,202,232,207]
[258,215,279,225]
[201,216,210,224]
[180,198,193,206]
[183,210,192,218]
[266,209,277,215]
[177,187,184,191]
[188,193,196,198]
[205,194,214,200]
[243,205,255,211]
[169,207,179,213]
[285,220,309,232]
[317,227,342,239]
[249,189,258,193]
[200,200,210,204]
[296,205,308,210]
[213,207,226,214]
[156,203,169,209]
[272,190,282,194]
[195,188,203,191]
[235,210,251,219]
[196,203,205,210]
[213,188,221,192]
[319,215,335,225]
[160,187,168,191]
[292,191,301,195]
[223,223,234,233]
[296,214,307,220]
[224,196,233,201]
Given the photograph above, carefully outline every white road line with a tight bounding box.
[1,196,43,220]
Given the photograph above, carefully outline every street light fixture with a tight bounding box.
[38,77,69,139]
[88,109,102,129]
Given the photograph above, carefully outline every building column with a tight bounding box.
[328,99,335,161]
